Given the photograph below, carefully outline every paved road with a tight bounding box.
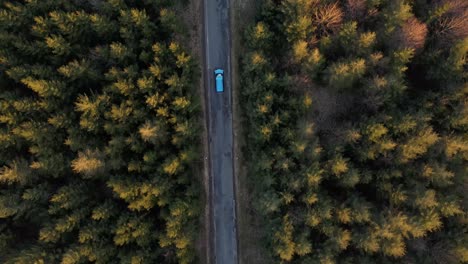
[203,0,237,263]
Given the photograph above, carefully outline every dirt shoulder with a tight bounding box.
[230,1,271,263]
[177,0,211,263]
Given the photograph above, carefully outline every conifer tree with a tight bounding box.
[0,0,201,263]
[241,0,467,262]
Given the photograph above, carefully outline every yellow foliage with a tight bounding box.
[337,59,365,75]
[165,75,179,87]
[274,215,296,261]
[307,213,321,227]
[32,16,48,35]
[331,157,348,176]
[360,234,380,253]
[380,140,397,151]
[137,76,154,91]
[149,64,162,79]
[146,92,166,108]
[295,142,306,153]
[159,235,171,248]
[421,211,442,232]
[395,115,418,133]
[129,8,148,26]
[56,213,82,233]
[175,122,189,135]
[131,256,143,264]
[258,104,268,114]
[0,160,29,185]
[304,192,318,205]
[156,107,169,117]
[91,207,110,221]
[110,42,127,58]
[29,161,42,170]
[260,126,272,138]
[440,201,463,217]
[251,52,266,65]
[45,34,70,55]
[78,229,93,244]
[337,229,351,250]
[173,97,190,109]
[370,52,383,64]
[114,79,135,95]
[282,192,294,205]
[382,237,406,257]
[107,179,161,211]
[114,218,150,246]
[21,78,61,97]
[273,115,281,126]
[454,246,468,263]
[302,122,314,137]
[366,123,388,142]
[286,15,312,40]
[71,149,104,178]
[139,122,158,142]
[389,189,407,205]
[308,48,322,65]
[329,58,366,88]
[175,236,190,249]
[293,40,308,62]
[304,94,313,108]
[307,172,322,187]
[176,53,191,68]
[400,127,439,162]
[415,190,438,209]
[445,136,468,159]
[110,104,133,122]
[295,241,312,256]
[336,208,352,224]
[163,158,180,175]
[169,42,180,54]
[346,129,361,143]
[359,32,376,49]
[319,255,335,264]
[253,22,270,42]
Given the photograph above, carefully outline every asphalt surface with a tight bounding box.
[203,0,238,263]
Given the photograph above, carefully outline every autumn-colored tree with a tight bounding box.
[241,0,467,263]
[0,0,201,263]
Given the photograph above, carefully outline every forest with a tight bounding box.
[0,0,201,263]
[240,0,467,263]
[1,0,467,263]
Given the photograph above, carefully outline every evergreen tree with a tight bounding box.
[0,0,201,263]
[240,0,467,262]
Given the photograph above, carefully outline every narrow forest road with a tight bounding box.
[203,0,238,263]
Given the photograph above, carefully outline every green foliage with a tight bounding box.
[0,0,201,263]
[241,0,467,263]
[328,58,366,90]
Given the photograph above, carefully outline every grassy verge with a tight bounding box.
[231,1,272,263]
[175,1,210,263]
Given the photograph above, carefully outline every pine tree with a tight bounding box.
[240,0,467,263]
[0,0,202,263]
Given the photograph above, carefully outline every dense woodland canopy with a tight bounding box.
[241,0,467,263]
[0,0,201,263]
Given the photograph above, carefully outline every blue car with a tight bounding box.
[214,69,224,92]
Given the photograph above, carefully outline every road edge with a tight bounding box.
[227,0,239,263]
[230,1,270,263]
[228,0,241,263]
[200,0,213,263]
